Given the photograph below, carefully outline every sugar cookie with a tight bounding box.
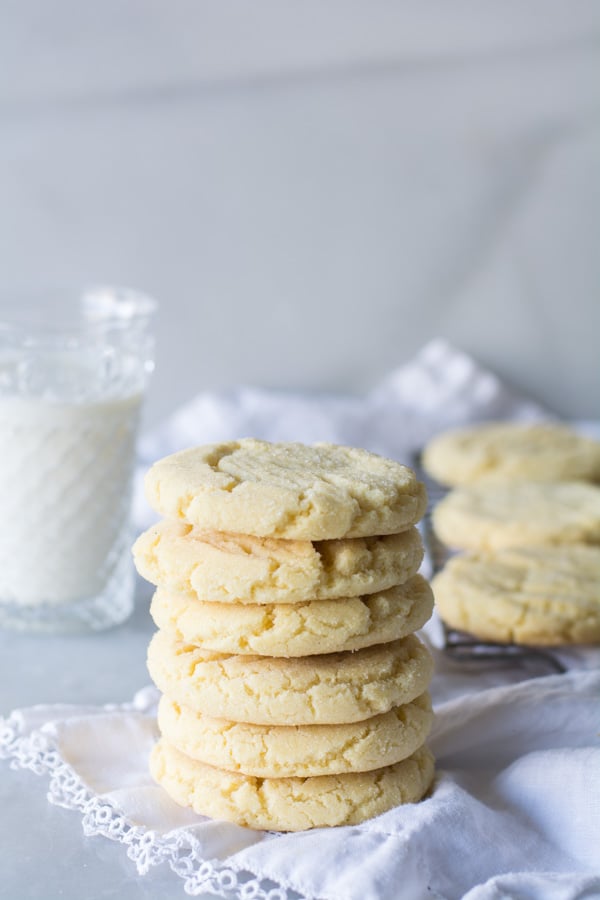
[157,692,433,776]
[423,421,600,487]
[432,544,600,645]
[150,576,433,657]
[150,739,435,831]
[144,439,427,540]
[147,630,433,725]
[432,481,600,551]
[134,520,424,604]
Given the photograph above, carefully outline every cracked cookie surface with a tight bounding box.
[147,630,433,725]
[157,692,433,777]
[423,422,600,487]
[432,544,600,645]
[149,575,433,657]
[134,520,423,604]
[432,481,600,551]
[150,739,435,831]
[144,439,427,540]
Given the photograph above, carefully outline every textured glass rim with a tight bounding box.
[0,285,158,348]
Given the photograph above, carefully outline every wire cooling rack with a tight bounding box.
[413,452,566,675]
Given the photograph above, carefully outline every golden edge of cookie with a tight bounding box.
[149,575,434,657]
[147,630,434,725]
[150,739,435,831]
[133,521,425,604]
[157,692,433,776]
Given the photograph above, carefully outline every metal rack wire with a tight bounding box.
[413,451,566,675]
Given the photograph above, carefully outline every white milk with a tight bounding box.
[0,392,142,606]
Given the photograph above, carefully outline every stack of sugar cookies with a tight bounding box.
[422,421,600,646]
[134,439,436,831]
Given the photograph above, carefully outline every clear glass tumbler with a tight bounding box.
[0,286,157,631]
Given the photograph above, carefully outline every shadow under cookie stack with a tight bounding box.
[134,439,436,832]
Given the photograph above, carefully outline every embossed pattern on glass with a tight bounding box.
[0,287,156,631]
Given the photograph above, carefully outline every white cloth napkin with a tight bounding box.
[2,665,599,900]
[2,340,599,900]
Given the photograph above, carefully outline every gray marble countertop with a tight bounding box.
[0,579,219,900]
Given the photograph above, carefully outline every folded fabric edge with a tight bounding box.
[0,706,306,900]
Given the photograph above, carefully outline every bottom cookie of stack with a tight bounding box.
[150,739,435,832]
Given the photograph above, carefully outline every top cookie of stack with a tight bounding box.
[144,439,428,539]
[134,439,435,831]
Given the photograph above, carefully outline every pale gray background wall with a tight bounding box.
[1,0,599,426]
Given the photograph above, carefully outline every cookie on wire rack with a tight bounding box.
[423,421,600,487]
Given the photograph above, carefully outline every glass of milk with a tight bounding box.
[0,286,157,631]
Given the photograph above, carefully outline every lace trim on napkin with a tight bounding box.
[0,709,301,900]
